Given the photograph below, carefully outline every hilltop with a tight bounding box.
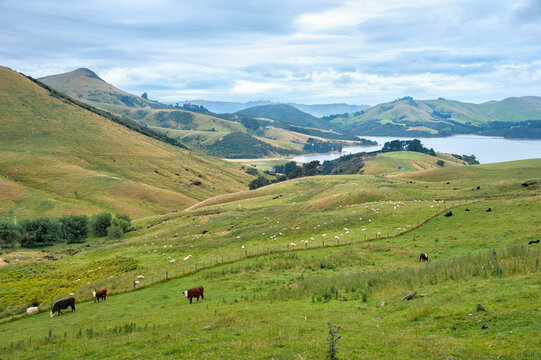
[331,96,541,137]
[236,103,331,129]
[0,66,254,218]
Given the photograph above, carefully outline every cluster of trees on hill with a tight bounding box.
[381,139,436,155]
[0,213,131,248]
[249,154,367,189]
[451,154,480,165]
[303,138,343,153]
[208,132,292,158]
[174,103,212,114]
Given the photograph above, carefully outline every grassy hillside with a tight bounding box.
[39,68,168,109]
[333,96,541,137]
[0,66,253,218]
[237,104,330,130]
[0,157,539,358]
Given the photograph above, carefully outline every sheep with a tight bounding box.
[68,293,75,296]
[289,243,296,247]
[134,280,140,285]
[75,279,80,282]
[322,234,327,237]
[184,255,192,261]
[26,306,39,315]
[169,259,176,263]
[137,275,145,279]
[241,245,245,249]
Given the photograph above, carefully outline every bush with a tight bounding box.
[0,221,22,247]
[325,322,341,360]
[107,225,124,239]
[436,160,445,167]
[111,218,130,233]
[59,215,89,243]
[20,217,63,247]
[90,213,112,237]
[249,176,271,190]
[115,214,131,227]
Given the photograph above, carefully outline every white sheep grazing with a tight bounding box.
[184,255,192,261]
[290,243,296,247]
[304,240,309,244]
[137,275,145,279]
[75,278,80,282]
[335,236,340,240]
[169,259,176,263]
[68,293,75,296]
[241,245,245,249]
[322,234,327,237]
[134,280,140,285]
[26,306,39,315]
[310,237,315,241]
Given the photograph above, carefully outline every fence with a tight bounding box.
[39,198,480,314]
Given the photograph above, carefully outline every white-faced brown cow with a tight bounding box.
[419,253,429,262]
[184,286,204,304]
[92,288,107,302]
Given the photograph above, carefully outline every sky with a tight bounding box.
[1,0,541,105]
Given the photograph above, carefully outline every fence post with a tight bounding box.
[166,271,168,280]
[133,281,136,290]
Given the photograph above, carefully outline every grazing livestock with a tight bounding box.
[26,306,38,315]
[465,208,470,212]
[50,297,75,317]
[528,240,540,245]
[444,211,453,217]
[184,286,204,304]
[92,288,107,302]
[184,255,192,261]
[419,253,429,262]
[486,208,492,212]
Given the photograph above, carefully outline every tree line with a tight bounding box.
[0,213,131,248]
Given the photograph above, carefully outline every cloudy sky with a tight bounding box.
[1,0,540,105]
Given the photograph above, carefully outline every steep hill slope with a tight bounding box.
[39,68,167,109]
[333,96,541,137]
[0,66,253,218]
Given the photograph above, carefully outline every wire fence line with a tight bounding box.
[38,199,480,314]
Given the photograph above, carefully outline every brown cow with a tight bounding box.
[92,288,107,302]
[184,286,204,304]
[419,253,429,262]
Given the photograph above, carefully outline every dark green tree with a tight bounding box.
[0,221,22,247]
[59,215,89,243]
[90,213,112,237]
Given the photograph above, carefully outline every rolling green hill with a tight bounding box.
[0,157,539,358]
[0,66,253,218]
[333,96,541,137]
[236,104,331,129]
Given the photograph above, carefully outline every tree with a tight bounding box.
[302,161,320,176]
[115,214,132,228]
[249,176,271,190]
[436,160,445,167]
[284,161,299,176]
[0,221,22,247]
[20,217,63,247]
[111,218,130,233]
[90,213,112,237]
[59,215,89,243]
[141,92,148,99]
[107,225,124,239]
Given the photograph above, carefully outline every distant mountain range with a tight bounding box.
[178,100,370,117]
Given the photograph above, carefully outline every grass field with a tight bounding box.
[0,66,254,218]
[0,156,540,358]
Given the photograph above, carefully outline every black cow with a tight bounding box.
[486,208,492,212]
[444,211,453,217]
[528,240,540,245]
[50,297,75,317]
[465,208,470,212]
[184,286,204,304]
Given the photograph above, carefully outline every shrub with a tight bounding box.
[107,225,124,239]
[111,218,130,233]
[0,221,22,247]
[20,217,63,247]
[325,322,341,360]
[90,213,112,237]
[59,215,89,243]
[436,160,445,167]
[115,214,131,227]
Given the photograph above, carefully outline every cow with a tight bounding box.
[465,208,471,212]
[528,240,540,245]
[444,211,453,217]
[486,208,492,212]
[419,253,429,262]
[184,286,204,304]
[50,297,75,317]
[92,288,107,302]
